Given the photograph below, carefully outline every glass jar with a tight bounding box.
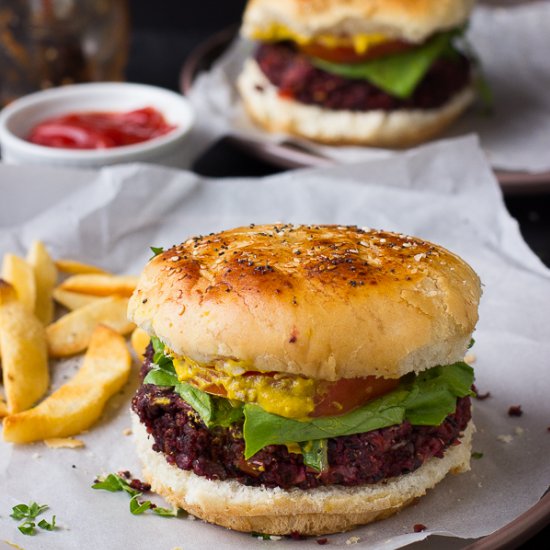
[0,0,129,106]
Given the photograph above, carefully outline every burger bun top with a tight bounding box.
[128,224,481,380]
[241,0,475,44]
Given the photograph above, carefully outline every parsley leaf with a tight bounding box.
[18,521,36,536]
[92,473,140,497]
[153,507,180,517]
[150,246,164,259]
[38,516,56,531]
[129,494,152,515]
[10,504,30,520]
[93,472,180,519]
[10,502,55,536]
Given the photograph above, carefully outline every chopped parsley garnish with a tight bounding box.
[92,472,180,518]
[150,246,164,259]
[10,502,56,536]
[471,451,484,459]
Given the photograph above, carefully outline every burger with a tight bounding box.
[237,0,477,147]
[129,224,481,535]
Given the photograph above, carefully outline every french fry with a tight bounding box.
[46,296,135,357]
[1,253,36,311]
[0,400,7,418]
[3,325,131,443]
[55,259,109,275]
[53,288,104,311]
[58,274,138,297]
[131,327,150,359]
[0,281,49,414]
[27,240,57,325]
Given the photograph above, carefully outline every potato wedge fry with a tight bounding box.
[27,240,57,325]
[1,253,36,311]
[3,325,131,443]
[46,296,135,357]
[58,274,138,297]
[131,327,150,359]
[53,288,104,310]
[55,259,109,275]
[0,281,49,414]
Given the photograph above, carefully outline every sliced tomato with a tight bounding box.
[202,383,227,397]
[311,376,399,417]
[300,40,415,64]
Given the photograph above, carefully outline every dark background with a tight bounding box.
[126,2,549,547]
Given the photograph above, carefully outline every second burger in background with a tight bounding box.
[238,0,478,147]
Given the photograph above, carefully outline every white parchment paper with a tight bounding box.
[188,2,550,173]
[0,135,549,550]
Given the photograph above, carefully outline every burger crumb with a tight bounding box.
[345,536,360,545]
[472,385,491,400]
[514,426,524,436]
[497,434,513,444]
[414,524,427,533]
[122,428,132,436]
[45,437,85,449]
[316,538,329,545]
[508,405,523,417]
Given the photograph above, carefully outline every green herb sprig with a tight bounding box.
[92,473,179,517]
[10,502,56,536]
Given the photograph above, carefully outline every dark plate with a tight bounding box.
[180,26,550,195]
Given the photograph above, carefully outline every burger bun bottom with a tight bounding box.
[132,412,474,535]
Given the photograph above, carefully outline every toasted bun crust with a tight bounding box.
[133,413,474,535]
[129,225,481,380]
[237,58,475,148]
[241,0,475,44]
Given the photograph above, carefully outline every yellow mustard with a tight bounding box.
[250,23,388,54]
[173,355,317,419]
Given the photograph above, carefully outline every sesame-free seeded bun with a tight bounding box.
[241,0,475,44]
[133,413,474,535]
[128,224,481,380]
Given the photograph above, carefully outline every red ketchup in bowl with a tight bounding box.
[27,107,176,149]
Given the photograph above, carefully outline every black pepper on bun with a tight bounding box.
[237,0,477,147]
[129,224,481,535]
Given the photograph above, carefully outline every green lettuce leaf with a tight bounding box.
[143,343,243,428]
[174,383,244,428]
[311,30,460,99]
[243,362,474,459]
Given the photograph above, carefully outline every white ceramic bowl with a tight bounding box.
[0,82,195,169]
